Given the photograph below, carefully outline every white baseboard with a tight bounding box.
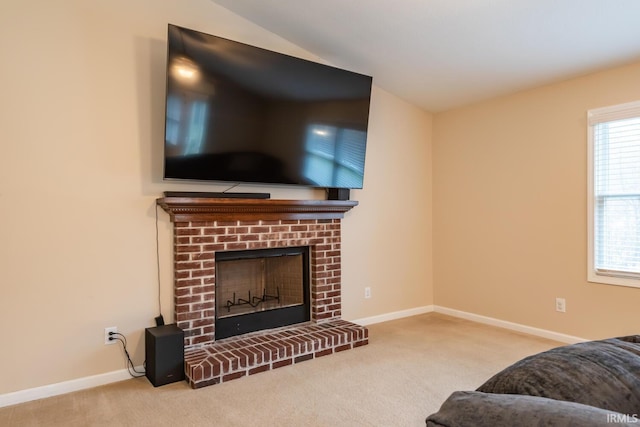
[433,306,587,344]
[1,306,585,408]
[351,304,586,344]
[351,305,434,325]
[0,366,143,409]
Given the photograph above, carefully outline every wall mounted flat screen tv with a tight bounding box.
[163,24,373,189]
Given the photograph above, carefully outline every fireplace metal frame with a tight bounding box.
[214,246,311,339]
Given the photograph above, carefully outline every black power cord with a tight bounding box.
[109,332,146,378]
[154,204,164,326]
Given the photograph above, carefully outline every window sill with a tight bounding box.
[588,272,640,289]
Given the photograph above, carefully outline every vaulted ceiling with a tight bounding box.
[211,0,640,112]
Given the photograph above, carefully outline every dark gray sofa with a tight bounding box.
[426,335,640,426]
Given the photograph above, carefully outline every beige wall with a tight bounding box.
[433,60,640,340]
[342,88,433,320]
[0,0,433,394]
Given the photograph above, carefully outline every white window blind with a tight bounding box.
[588,100,640,286]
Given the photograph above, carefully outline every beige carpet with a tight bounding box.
[0,313,560,427]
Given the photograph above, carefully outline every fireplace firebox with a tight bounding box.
[215,246,310,339]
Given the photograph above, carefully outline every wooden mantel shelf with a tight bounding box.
[156,197,358,222]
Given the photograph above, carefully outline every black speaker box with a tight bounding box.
[327,188,350,200]
[145,324,185,387]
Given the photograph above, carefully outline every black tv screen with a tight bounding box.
[163,24,372,189]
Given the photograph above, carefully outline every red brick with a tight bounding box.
[175,228,202,236]
[249,364,270,375]
[229,227,249,234]
[203,244,226,252]
[315,348,333,358]
[230,349,249,368]
[175,254,190,262]
[289,336,309,354]
[315,312,334,320]
[261,233,280,240]
[294,353,313,364]
[272,358,292,369]
[311,331,332,347]
[211,354,231,374]
[239,347,261,366]
[175,287,191,297]
[254,344,273,363]
[176,295,202,305]
[175,236,190,245]
[316,285,332,293]
[215,221,237,226]
[192,236,216,244]
[335,344,351,352]
[191,302,215,311]
[191,268,215,278]
[225,243,249,250]
[191,252,215,261]
[182,327,201,338]
[175,271,189,280]
[203,228,226,235]
[193,334,215,345]
[176,245,202,253]
[223,371,246,382]
[191,221,216,227]
[175,261,202,271]
[180,310,208,321]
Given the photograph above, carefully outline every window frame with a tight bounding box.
[587,100,640,288]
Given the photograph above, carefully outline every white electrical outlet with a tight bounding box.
[104,326,118,345]
[364,287,372,299]
[555,298,566,313]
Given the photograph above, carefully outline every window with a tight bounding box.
[587,100,640,287]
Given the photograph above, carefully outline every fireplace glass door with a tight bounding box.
[215,246,310,339]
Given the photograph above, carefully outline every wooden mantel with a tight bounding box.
[156,196,358,222]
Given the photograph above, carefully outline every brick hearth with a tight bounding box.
[185,320,368,388]
[157,197,369,388]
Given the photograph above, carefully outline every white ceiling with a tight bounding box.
[210,0,640,112]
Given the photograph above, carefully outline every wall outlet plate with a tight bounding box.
[104,326,118,345]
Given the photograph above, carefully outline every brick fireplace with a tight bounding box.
[157,196,369,388]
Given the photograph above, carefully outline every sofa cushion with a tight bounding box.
[477,335,640,415]
[426,391,636,427]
